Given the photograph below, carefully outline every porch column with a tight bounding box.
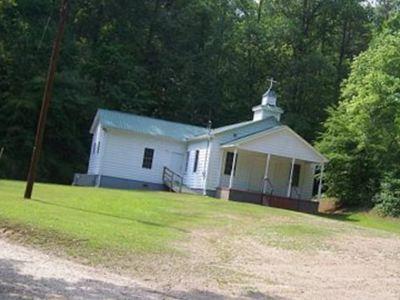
[287,157,296,197]
[228,148,238,189]
[317,163,325,200]
[262,153,271,194]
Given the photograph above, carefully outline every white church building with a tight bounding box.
[74,88,327,212]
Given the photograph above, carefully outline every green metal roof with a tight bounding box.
[94,109,208,141]
[92,109,281,143]
[189,117,280,142]
[216,117,280,144]
[211,120,255,134]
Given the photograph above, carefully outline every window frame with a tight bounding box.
[142,147,155,169]
[224,151,238,175]
[193,150,199,173]
[291,164,301,187]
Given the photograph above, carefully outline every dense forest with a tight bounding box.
[318,11,400,215]
[0,1,399,212]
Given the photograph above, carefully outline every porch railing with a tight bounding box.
[291,186,301,199]
[162,166,183,193]
[263,178,274,195]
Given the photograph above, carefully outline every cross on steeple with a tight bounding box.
[261,77,279,107]
[266,77,277,91]
[253,76,283,121]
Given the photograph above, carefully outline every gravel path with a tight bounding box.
[0,239,169,300]
[2,229,399,300]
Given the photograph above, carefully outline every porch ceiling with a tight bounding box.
[222,146,316,164]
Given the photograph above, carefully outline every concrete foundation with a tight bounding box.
[73,174,166,191]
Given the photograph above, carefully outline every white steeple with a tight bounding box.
[262,89,277,106]
[252,78,283,121]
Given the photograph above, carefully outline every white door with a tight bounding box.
[169,152,184,175]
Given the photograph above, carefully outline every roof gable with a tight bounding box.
[222,126,327,163]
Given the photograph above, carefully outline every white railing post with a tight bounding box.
[228,148,238,189]
[317,163,324,200]
[287,157,295,197]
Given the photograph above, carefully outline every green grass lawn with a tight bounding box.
[0,180,293,258]
[0,180,399,265]
[321,210,400,235]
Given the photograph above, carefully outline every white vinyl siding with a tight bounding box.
[184,140,209,189]
[198,139,222,190]
[237,128,323,163]
[100,129,185,184]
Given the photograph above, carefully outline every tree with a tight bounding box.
[0,0,374,184]
[318,15,400,206]
[258,0,372,141]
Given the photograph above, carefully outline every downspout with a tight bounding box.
[202,121,212,196]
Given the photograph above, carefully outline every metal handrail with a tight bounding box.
[163,166,184,193]
[263,178,274,195]
[291,186,301,199]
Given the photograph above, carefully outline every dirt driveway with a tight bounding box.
[0,238,167,299]
[128,225,400,300]
[1,223,400,299]
[0,238,240,299]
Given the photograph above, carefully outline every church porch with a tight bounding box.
[215,147,324,214]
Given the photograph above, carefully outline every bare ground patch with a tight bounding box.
[1,215,400,299]
[130,217,400,299]
[101,217,400,300]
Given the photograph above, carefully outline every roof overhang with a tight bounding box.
[221,125,328,163]
[252,105,283,113]
[89,110,101,134]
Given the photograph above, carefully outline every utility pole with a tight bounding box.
[24,0,69,199]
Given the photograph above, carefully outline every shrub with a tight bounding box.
[374,175,400,217]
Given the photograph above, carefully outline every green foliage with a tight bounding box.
[0,0,378,183]
[374,174,400,217]
[321,209,400,234]
[373,0,400,26]
[318,14,400,208]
